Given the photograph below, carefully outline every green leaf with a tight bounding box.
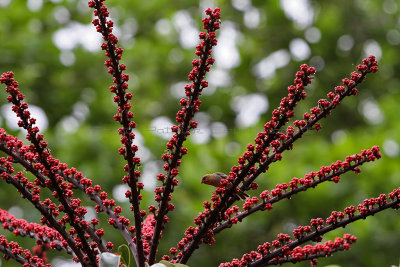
[118,244,132,267]
[99,252,121,267]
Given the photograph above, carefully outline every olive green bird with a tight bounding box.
[201,172,249,200]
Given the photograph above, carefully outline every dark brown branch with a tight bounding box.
[0,167,88,266]
[213,154,373,234]
[250,197,400,266]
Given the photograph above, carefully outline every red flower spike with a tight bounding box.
[176,57,375,257]
[149,8,221,265]
[0,1,388,265]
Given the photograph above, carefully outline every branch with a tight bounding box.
[239,56,379,193]
[175,64,315,263]
[0,165,89,266]
[0,130,135,256]
[0,73,97,265]
[148,8,221,265]
[88,0,144,264]
[0,241,30,266]
[176,56,378,264]
[213,146,381,234]
[220,234,357,267]
[0,209,73,255]
[247,190,400,266]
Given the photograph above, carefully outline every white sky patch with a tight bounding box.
[27,0,43,12]
[53,6,70,24]
[214,21,241,69]
[383,139,399,157]
[72,101,90,122]
[289,38,311,61]
[173,10,199,49]
[52,22,101,52]
[253,49,291,79]
[112,184,130,202]
[337,35,354,51]
[359,99,384,125]
[120,18,138,41]
[59,50,75,66]
[52,258,81,267]
[1,103,48,131]
[304,27,321,43]
[150,116,174,140]
[192,112,211,144]
[231,0,252,11]
[192,126,211,144]
[207,68,231,89]
[231,94,268,127]
[132,130,151,162]
[211,122,228,138]
[60,116,79,133]
[155,18,172,36]
[0,0,11,7]
[142,161,159,191]
[244,7,260,29]
[83,206,97,222]
[363,39,382,60]
[169,81,187,98]
[58,102,89,133]
[280,0,314,29]
[199,0,217,13]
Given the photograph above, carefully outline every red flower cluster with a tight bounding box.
[172,56,379,264]
[220,183,400,267]
[148,7,221,265]
[0,0,396,266]
[0,209,62,266]
[221,234,357,267]
[210,146,381,236]
[88,0,147,263]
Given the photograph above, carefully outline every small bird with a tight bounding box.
[201,172,249,200]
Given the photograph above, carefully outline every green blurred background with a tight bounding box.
[1,0,400,266]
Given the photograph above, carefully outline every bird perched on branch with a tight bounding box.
[201,172,249,200]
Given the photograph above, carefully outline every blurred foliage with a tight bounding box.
[0,0,400,266]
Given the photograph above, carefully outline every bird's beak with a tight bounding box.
[201,175,207,183]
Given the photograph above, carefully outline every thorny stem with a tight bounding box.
[257,240,354,266]
[177,68,313,264]
[1,211,73,255]
[2,132,138,262]
[0,167,88,266]
[249,197,400,266]
[91,0,144,264]
[240,61,375,193]
[178,58,376,264]
[213,153,373,234]
[2,78,97,265]
[148,10,220,264]
[0,245,29,266]
[0,139,109,254]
